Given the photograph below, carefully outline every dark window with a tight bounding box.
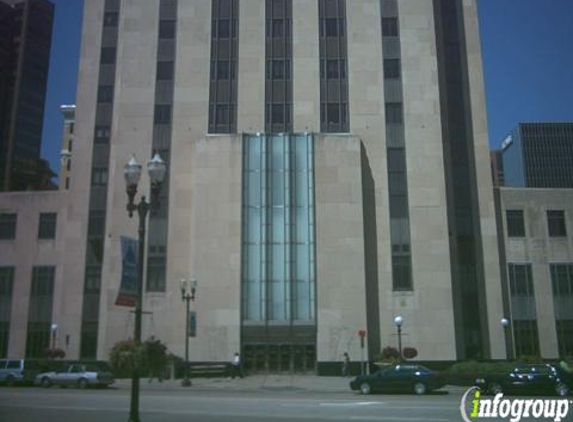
[156,61,174,80]
[38,213,57,240]
[381,17,398,37]
[100,47,116,64]
[268,60,290,80]
[97,86,114,103]
[513,320,540,358]
[551,264,573,296]
[147,255,166,292]
[0,267,13,358]
[547,210,567,237]
[506,210,525,237]
[556,320,573,357]
[0,214,17,240]
[324,18,338,37]
[326,103,340,124]
[159,20,176,39]
[392,254,412,291]
[216,19,230,38]
[91,168,108,187]
[268,18,289,38]
[104,12,118,27]
[84,265,101,293]
[154,105,172,124]
[94,126,111,144]
[217,60,230,79]
[216,104,230,124]
[385,103,403,124]
[508,263,534,296]
[383,59,400,79]
[69,123,74,135]
[88,210,106,236]
[271,104,285,124]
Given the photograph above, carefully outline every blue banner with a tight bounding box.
[115,236,138,307]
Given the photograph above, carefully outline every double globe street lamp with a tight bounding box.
[180,278,198,387]
[124,153,166,422]
[394,315,404,361]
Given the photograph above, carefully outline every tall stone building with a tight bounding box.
[0,0,54,191]
[0,0,508,370]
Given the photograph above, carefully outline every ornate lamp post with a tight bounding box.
[124,153,166,422]
[501,317,514,360]
[50,323,57,350]
[394,316,403,361]
[181,278,197,387]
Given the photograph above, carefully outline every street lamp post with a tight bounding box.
[180,278,197,387]
[50,323,57,350]
[124,153,166,422]
[394,316,403,361]
[501,317,513,360]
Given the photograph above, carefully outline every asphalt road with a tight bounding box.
[1,386,572,422]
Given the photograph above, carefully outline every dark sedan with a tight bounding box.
[475,363,572,396]
[350,364,445,395]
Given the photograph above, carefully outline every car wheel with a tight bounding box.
[41,377,52,388]
[555,383,570,397]
[489,383,503,395]
[360,382,371,395]
[77,378,88,389]
[5,375,15,387]
[414,382,427,395]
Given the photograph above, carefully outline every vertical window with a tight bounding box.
[100,47,116,64]
[242,134,315,322]
[154,105,172,124]
[103,12,118,27]
[38,213,57,240]
[513,320,540,357]
[508,263,534,296]
[547,210,567,237]
[0,213,17,240]
[383,58,400,79]
[556,320,573,357]
[265,0,292,132]
[156,61,174,80]
[97,85,114,103]
[159,20,176,39]
[26,267,55,358]
[208,0,239,133]
[381,17,398,37]
[385,102,403,124]
[91,168,108,187]
[506,210,525,237]
[0,267,14,358]
[319,0,348,133]
[94,126,111,144]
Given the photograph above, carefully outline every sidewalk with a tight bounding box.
[114,375,356,393]
[113,375,467,394]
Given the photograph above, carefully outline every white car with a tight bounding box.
[35,363,114,388]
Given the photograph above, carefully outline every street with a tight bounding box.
[1,382,572,422]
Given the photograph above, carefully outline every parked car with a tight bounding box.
[34,362,115,388]
[0,359,57,386]
[475,363,572,397]
[350,364,445,395]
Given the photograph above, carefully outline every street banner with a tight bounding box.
[115,236,138,307]
[189,311,197,337]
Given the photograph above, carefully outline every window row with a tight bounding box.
[506,209,567,238]
[319,59,346,80]
[210,60,237,80]
[0,213,57,240]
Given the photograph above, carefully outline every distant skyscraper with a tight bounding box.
[0,0,54,191]
[58,104,75,190]
[501,123,573,188]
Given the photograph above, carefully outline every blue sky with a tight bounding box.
[40,0,573,173]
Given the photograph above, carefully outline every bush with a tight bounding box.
[44,348,66,359]
[403,347,418,360]
[109,340,147,377]
[381,346,400,360]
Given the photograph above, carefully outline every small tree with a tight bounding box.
[144,336,168,379]
[109,340,147,377]
[381,346,400,361]
[402,347,418,360]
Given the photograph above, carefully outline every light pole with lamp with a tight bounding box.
[124,153,166,422]
[501,317,514,360]
[50,323,57,350]
[180,278,197,387]
[394,316,403,361]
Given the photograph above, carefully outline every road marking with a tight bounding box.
[350,417,449,422]
[320,402,384,407]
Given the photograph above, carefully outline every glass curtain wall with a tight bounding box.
[242,133,315,323]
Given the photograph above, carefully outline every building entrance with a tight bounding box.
[243,343,316,374]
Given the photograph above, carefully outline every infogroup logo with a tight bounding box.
[460,387,571,422]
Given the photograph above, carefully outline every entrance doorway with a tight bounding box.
[243,343,316,374]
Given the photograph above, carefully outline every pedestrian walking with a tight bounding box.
[342,352,350,378]
[230,352,243,379]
